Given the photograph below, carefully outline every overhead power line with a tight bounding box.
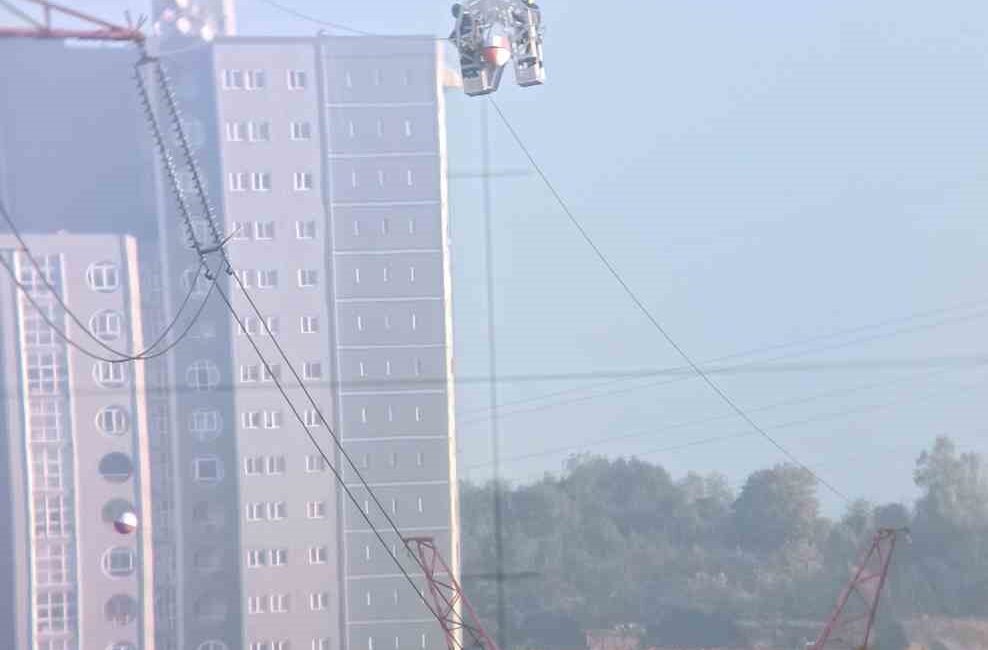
[0,198,219,363]
[489,97,849,503]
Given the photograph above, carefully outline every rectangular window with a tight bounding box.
[270,593,289,613]
[306,455,326,473]
[23,304,56,346]
[36,590,73,633]
[225,121,246,141]
[246,549,267,567]
[36,543,69,586]
[242,411,261,429]
[27,352,60,395]
[246,503,264,522]
[246,69,267,90]
[30,401,62,442]
[222,69,244,89]
[309,546,328,565]
[194,457,222,482]
[270,548,288,566]
[293,172,314,191]
[241,365,260,383]
[404,119,413,137]
[255,221,275,240]
[269,501,287,520]
[303,362,323,380]
[34,495,71,538]
[257,270,279,289]
[266,455,286,475]
[244,456,263,475]
[303,410,321,428]
[310,592,329,611]
[262,364,282,382]
[287,69,308,89]
[314,639,332,650]
[300,316,319,334]
[248,595,267,614]
[240,315,261,336]
[229,172,247,192]
[417,497,424,513]
[251,172,272,192]
[231,221,252,240]
[416,451,424,467]
[298,269,318,287]
[248,121,271,142]
[296,220,317,239]
[263,411,283,430]
[306,501,327,519]
[290,121,313,140]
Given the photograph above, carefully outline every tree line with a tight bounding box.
[459,437,988,649]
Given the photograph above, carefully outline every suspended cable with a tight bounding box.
[0,198,218,363]
[489,97,849,502]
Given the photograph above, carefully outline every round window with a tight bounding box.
[104,594,138,626]
[86,261,120,293]
[89,310,123,342]
[96,406,130,436]
[102,547,136,578]
[99,453,134,483]
[186,360,220,392]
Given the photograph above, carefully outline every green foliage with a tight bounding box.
[459,439,988,650]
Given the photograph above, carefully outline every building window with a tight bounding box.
[268,501,287,520]
[222,69,244,89]
[23,305,56,346]
[296,220,316,239]
[31,400,63,441]
[96,406,129,436]
[199,642,229,650]
[300,316,319,334]
[242,411,261,429]
[246,503,264,522]
[231,221,251,239]
[377,169,385,186]
[306,501,326,519]
[86,261,119,293]
[303,410,321,427]
[404,119,413,137]
[105,594,138,626]
[34,494,71,539]
[306,455,326,473]
[239,315,262,336]
[266,456,286,475]
[193,457,223,484]
[248,595,267,615]
[102,547,136,578]
[406,170,414,186]
[265,316,279,334]
[244,456,263,476]
[251,172,272,192]
[225,121,246,141]
[255,221,275,240]
[287,69,308,89]
[248,121,271,142]
[246,70,267,90]
[98,452,133,483]
[416,451,424,467]
[409,266,417,283]
[246,549,267,567]
[309,546,328,565]
[417,497,424,513]
[270,548,288,566]
[263,410,283,430]
[262,364,282,382]
[258,269,279,288]
[271,593,289,613]
[94,361,126,389]
[303,362,323,380]
[290,121,313,140]
[186,360,219,391]
[37,590,74,633]
[36,542,69,586]
[314,640,331,650]
[298,269,318,287]
[241,365,261,383]
[229,172,248,192]
[310,592,329,611]
[293,172,314,191]
[89,310,123,341]
[33,447,64,489]
[189,409,222,441]
[382,266,391,283]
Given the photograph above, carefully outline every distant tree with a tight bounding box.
[873,503,911,531]
[873,618,909,650]
[518,611,584,649]
[647,607,745,648]
[732,464,820,554]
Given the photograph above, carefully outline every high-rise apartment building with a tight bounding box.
[0,234,156,650]
[154,35,460,650]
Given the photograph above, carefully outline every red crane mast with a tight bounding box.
[0,0,143,42]
[809,527,908,650]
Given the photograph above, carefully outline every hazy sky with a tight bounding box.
[29,0,988,512]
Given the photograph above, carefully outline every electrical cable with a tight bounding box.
[489,97,850,502]
[0,198,219,363]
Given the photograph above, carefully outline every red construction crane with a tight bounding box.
[405,536,502,650]
[0,0,143,42]
[808,527,908,650]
